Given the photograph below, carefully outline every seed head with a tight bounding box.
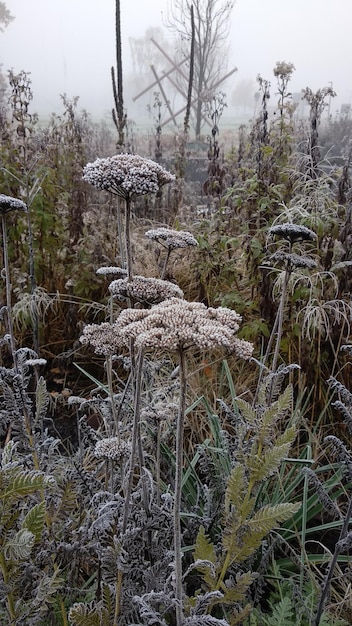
[82,154,175,199]
[0,194,27,215]
[145,227,198,250]
[269,223,316,244]
[109,275,184,305]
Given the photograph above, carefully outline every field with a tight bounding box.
[0,71,352,625]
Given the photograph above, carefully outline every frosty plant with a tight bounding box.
[81,297,253,626]
[145,227,198,279]
[0,194,27,372]
[82,154,175,281]
[257,222,317,401]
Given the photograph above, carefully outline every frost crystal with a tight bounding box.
[145,227,198,250]
[82,154,175,199]
[0,194,27,214]
[109,275,184,304]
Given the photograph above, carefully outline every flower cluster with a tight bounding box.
[269,252,317,269]
[145,227,198,250]
[0,194,27,214]
[80,321,124,356]
[82,154,175,199]
[269,223,316,244]
[81,299,253,359]
[94,437,131,461]
[109,275,184,304]
[115,298,253,357]
[96,266,127,277]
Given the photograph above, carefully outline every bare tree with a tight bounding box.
[167,0,236,137]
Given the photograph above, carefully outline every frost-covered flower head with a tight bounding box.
[116,298,253,357]
[269,223,316,244]
[109,275,184,305]
[82,154,175,199]
[80,321,125,356]
[145,227,198,250]
[94,437,131,461]
[269,252,317,269]
[96,266,128,277]
[81,299,253,360]
[0,194,27,215]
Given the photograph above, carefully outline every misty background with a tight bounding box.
[2,0,352,124]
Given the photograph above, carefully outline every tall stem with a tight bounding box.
[1,214,17,372]
[116,197,126,270]
[125,196,133,282]
[175,347,187,626]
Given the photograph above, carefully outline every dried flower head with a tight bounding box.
[145,227,198,250]
[269,252,317,269]
[269,223,316,244]
[94,437,131,461]
[273,61,295,79]
[0,194,27,214]
[116,298,253,358]
[109,275,184,305]
[82,154,175,199]
[96,266,128,277]
[80,321,125,356]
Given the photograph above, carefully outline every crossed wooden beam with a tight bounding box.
[133,37,237,128]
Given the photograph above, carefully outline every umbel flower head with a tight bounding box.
[109,275,184,305]
[145,227,198,250]
[96,266,127,277]
[269,251,317,269]
[82,153,175,199]
[0,194,27,214]
[119,298,253,357]
[94,437,131,461]
[269,223,316,244]
[81,299,253,359]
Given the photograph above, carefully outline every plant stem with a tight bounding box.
[161,247,171,280]
[175,347,187,626]
[314,495,352,625]
[125,195,133,282]
[106,355,120,439]
[116,197,126,270]
[1,213,17,372]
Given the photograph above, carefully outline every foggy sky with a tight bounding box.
[2,0,352,120]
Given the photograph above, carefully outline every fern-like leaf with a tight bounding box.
[194,526,217,565]
[4,528,35,560]
[235,397,256,424]
[247,441,294,483]
[22,500,46,542]
[4,469,54,500]
[35,375,49,424]
[248,503,300,536]
[68,602,110,626]
[265,596,295,625]
[225,464,247,514]
[222,571,257,604]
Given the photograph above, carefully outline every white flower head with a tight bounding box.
[145,227,198,250]
[269,223,316,244]
[0,194,27,214]
[82,154,175,199]
[109,275,184,304]
[94,438,131,461]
